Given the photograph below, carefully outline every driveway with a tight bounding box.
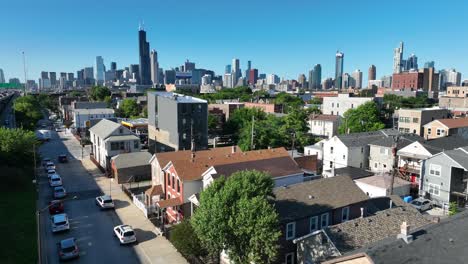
[38,129,187,264]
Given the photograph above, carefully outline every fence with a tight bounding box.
[133,193,148,218]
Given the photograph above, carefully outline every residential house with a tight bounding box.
[89,119,141,171]
[150,146,304,223]
[423,118,468,140]
[111,151,152,184]
[294,155,320,177]
[396,108,450,136]
[147,92,208,152]
[274,176,369,264]
[308,114,340,139]
[73,108,115,129]
[354,174,411,198]
[322,129,399,171]
[368,134,423,173]
[322,93,374,117]
[293,205,429,264]
[58,96,88,120]
[421,147,468,207]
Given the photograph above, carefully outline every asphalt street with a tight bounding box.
[37,129,141,264]
[0,93,17,129]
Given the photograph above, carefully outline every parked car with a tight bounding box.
[58,154,68,163]
[49,175,63,187]
[113,225,137,245]
[47,170,56,178]
[95,195,115,209]
[57,238,79,260]
[44,161,55,171]
[53,186,67,199]
[42,158,51,167]
[51,213,70,233]
[48,200,64,215]
[410,198,433,212]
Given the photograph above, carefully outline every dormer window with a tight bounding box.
[119,128,123,134]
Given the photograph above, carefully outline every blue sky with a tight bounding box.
[1,0,467,84]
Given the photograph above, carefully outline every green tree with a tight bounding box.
[0,128,37,167]
[449,202,458,216]
[170,220,207,259]
[237,115,285,151]
[191,170,281,264]
[89,86,111,101]
[208,113,218,132]
[338,101,385,134]
[14,95,43,130]
[119,99,139,118]
[274,92,304,112]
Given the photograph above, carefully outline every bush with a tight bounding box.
[449,202,458,216]
[169,220,208,261]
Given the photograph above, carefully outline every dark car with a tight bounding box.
[49,200,64,215]
[57,238,79,260]
[58,154,68,163]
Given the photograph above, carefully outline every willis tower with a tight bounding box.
[138,25,151,85]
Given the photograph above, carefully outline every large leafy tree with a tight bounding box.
[274,92,304,113]
[338,101,385,134]
[170,220,207,259]
[0,128,37,167]
[191,170,281,264]
[89,86,111,101]
[118,98,139,118]
[14,95,43,130]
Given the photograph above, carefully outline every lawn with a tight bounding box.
[0,166,37,264]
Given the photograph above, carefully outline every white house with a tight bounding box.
[308,114,340,139]
[73,108,115,129]
[89,119,140,171]
[322,93,374,117]
[354,174,411,198]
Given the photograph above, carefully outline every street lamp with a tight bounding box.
[36,196,77,264]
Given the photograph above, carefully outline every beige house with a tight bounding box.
[396,108,450,136]
[423,118,468,140]
[308,114,340,139]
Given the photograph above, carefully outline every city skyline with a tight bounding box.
[1,0,468,84]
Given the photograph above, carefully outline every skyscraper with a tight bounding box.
[225,65,231,74]
[405,54,418,71]
[67,73,74,82]
[298,74,307,88]
[94,56,105,84]
[83,67,94,85]
[184,60,195,72]
[150,50,159,85]
[245,60,251,81]
[111,62,117,71]
[49,72,57,87]
[352,69,363,89]
[232,58,240,86]
[393,42,404,73]
[424,61,435,69]
[138,26,151,85]
[41,71,49,80]
[248,69,258,85]
[335,52,344,89]
[368,65,376,81]
[312,64,322,90]
[308,69,314,90]
[129,64,140,81]
[0,69,5,83]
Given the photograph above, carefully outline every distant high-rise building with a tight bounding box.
[60,72,67,79]
[424,61,435,69]
[393,42,404,73]
[259,73,267,80]
[322,78,334,89]
[335,52,344,89]
[312,64,322,90]
[422,67,439,96]
[368,65,376,82]
[67,73,74,81]
[41,71,49,80]
[9,78,20,85]
[232,58,240,85]
[440,69,462,91]
[352,69,363,89]
[150,50,159,85]
[77,70,84,81]
[298,74,307,88]
[164,69,176,84]
[110,62,117,71]
[342,73,351,89]
[225,65,231,74]
[184,60,195,72]
[129,64,139,81]
[223,73,233,88]
[248,69,258,85]
[138,26,151,85]
[83,67,94,85]
[308,70,314,90]
[267,74,279,85]
[405,54,418,71]
[201,74,212,85]
[94,56,105,83]
[0,69,5,83]
[49,72,57,87]
[381,75,392,88]
[245,60,251,81]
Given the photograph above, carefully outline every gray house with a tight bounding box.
[422,147,468,207]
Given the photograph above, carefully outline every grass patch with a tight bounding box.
[0,166,37,264]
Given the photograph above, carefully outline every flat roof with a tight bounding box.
[150,91,207,103]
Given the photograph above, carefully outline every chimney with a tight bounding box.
[397,221,413,244]
[232,145,237,154]
[389,200,393,209]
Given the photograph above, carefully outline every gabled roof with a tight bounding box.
[309,114,339,122]
[89,119,127,139]
[438,149,468,170]
[274,176,369,222]
[337,129,400,148]
[111,152,152,169]
[423,135,468,154]
[424,118,468,129]
[369,134,423,149]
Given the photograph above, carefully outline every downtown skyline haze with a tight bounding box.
[1,0,468,83]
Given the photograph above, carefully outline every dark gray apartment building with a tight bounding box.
[147,92,208,152]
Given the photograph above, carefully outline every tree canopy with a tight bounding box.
[13,94,57,130]
[338,101,385,134]
[273,92,304,113]
[382,94,435,118]
[118,98,139,118]
[89,86,111,101]
[191,170,281,264]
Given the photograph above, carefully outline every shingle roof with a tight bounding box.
[433,118,468,129]
[423,135,468,154]
[294,156,318,173]
[338,129,400,148]
[274,176,369,222]
[89,119,123,139]
[326,207,430,253]
[366,211,468,264]
[309,114,339,122]
[112,152,152,169]
[369,134,423,148]
[355,174,411,189]
[443,149,468,170]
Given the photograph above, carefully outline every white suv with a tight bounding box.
[113,225,137,244]
[49,174,63,187]
[96,195,115,209]
[51,213,70,233]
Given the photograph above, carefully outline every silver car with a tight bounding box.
[410,198,433,212]
[51,213,70,233]
[57,238,79,260]
[53,186,67,199]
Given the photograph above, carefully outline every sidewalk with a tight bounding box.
[81,158,188,264]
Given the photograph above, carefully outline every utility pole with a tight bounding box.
[22,51,28,94]
[250,115,255,150]
[389,135,399,195]
[291,132,296,157]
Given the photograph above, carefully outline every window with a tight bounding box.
[337,111,339,116]
[329,161,333,168]
[427,128,431,135]
[172,175,175,189]
[428,183,440,196]
[285,253,294,264]
[413,117,419,123]
[177,180,180,193]
[337,103,340,107]
[110,142,119,151]
[399,117,410,123]
[321,213,329,228]
[361,147,364,153]
[167,173,171,187]
[437,129,445,136]
[119,142,125,150]
[342,207,350,222]
[310,216,318,232]
[330,147,334,154]
[351,104,354,108]
[285,222,295,240]
[134,140,139,149]
[119,128,123,134]
[332,103,334,108]
[429,164,441,176]
[342,154,346,160]
[374,163,378,168]
[380,147,388,155]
